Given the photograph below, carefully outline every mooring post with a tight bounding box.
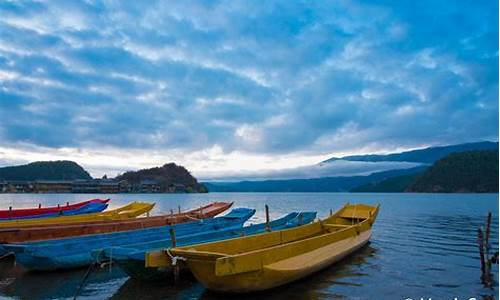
[178,205,181,214]
[66,201,69,207]
[330,209,333,216]
[169,228,177,248]
[265,205,271,232]
[485,212,492,280]
[478,228,486,277]
[38,203,41,209]
[169,228,179,283]
[485,212,492,257]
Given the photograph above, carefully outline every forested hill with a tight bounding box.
[350,173,422,193]
[116,163,207,193]
[204,167,426,192]
[323,141,498,164]
[406,150,499,193]
[0,161,92,181]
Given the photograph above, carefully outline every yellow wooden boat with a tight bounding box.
[0,202,154,228]
[148,203,379,293]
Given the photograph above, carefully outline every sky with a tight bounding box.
[0,0,498,180]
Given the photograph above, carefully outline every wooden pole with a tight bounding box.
[178,205,181,214]
[485,212,492,258]
[169,228,179,283]
[169,228,177,248]
[484,212,493,285]
[330,209,333,216]
[38,203,41,209]
[265,205,271,232]
[478,228,486,276]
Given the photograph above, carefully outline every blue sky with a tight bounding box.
[0,0,498,179]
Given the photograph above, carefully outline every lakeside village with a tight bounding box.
[0,179,189,193]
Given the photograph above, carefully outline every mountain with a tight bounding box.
[322,141,498,164]
[350,173,423,193]
[207,142,499,193]
[406,150,499,193]
[204,166,426,192]
[116,163,207,193]
[0,161,92,181]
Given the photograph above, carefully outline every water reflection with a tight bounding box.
[0,193,497,300]
[0,257,127,300]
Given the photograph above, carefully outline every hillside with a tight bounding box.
[0,161,91,181]
[350,173,423,193]
[322,141,498,164]
[117,163,207,193]
[406,150,499,193]
[204,166,426,192]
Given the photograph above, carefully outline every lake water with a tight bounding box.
[0,193,497,300]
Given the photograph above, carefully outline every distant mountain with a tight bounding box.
[406,150,499,193]
[116,163,207,193]
[204,166,426,192]
[350,173,423,193]
[0,161,92,181]
[322,141,498,164]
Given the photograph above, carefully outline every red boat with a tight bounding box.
[0,199,110,219]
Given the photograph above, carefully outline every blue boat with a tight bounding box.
[0,202,109,220]
[2,208,255,271]
[96,211,317,280]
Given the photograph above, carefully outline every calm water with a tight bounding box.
[0,193,497,300]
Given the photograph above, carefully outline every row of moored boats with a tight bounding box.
[0,199,379,293]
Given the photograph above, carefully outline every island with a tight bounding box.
[0,161,207,193]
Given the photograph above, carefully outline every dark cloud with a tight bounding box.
[0,0,497,156]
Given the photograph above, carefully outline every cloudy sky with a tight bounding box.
[0,0,498,179]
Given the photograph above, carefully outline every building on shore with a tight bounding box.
[0,178,195,193]
[0,181,8,193]
[34,180,73,193]
[70,179,120,193]
[4,181,34,193]
[138,179,161,193]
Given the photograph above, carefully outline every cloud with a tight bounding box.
[0,0,497,177]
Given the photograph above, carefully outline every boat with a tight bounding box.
[0,201,109,220]
[102,211,317,280]
[0,202,232,243]
[0,202,154,228]
[2,208,256,271]
[0,199,110,219]
[162,203,379,293]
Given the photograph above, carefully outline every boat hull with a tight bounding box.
[168,203,379,293]
[117,212,316,279]
[4,208,254,271]
[0,199,109,219]
[188,230,371,292]
[0,202,154,228]
[0,202,232,243]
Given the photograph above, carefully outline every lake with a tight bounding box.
[0,193,497,300]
